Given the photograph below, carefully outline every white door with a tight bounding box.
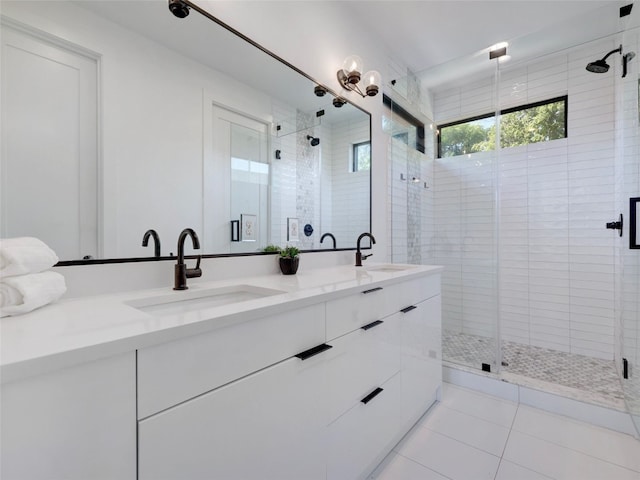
[205,105,269,253]
[1,23,98,260]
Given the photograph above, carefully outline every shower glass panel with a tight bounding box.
[620,22,640,437]
[385,64,501,374]
[434,71,500,375]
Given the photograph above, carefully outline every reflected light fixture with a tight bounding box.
[168,0,190,18]
[337,55,381,97]
[333,97,347,108]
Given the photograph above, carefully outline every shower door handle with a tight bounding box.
[605,214,623,237]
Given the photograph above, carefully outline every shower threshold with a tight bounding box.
[443,331,626,411]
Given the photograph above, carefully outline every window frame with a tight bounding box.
[437,95,568,158]
[383,93,426,154]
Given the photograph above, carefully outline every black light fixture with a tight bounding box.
[337,55,381,97]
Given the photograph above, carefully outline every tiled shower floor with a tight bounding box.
[443,330,627,411]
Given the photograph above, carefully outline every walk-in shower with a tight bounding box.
[386,4,640,437]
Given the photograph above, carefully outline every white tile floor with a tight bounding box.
[371,383,640,480]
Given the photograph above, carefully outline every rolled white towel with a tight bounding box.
[0,271,67,317]
[0,237,59,278]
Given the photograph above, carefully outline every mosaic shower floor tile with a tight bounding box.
[443,330,627,411]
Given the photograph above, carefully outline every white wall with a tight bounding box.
[432,38,619,360]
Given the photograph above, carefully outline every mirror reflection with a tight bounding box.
[0,0,371,261]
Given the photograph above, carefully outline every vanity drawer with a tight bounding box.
[324,313,402,422]
[325,284,399,340]
[137,303,325,419]
[325,275,440,340]
[327,372,402,480]
[397,273,440,307]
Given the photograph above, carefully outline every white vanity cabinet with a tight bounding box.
[0,353,137,480]
[324,315,404,480]
[324,273,442,479]
[401,295,443,429]
[138,346,330,480]
[1,265,441,480]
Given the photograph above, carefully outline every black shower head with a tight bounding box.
[307,135,320,147]
[586,59,611,73]
[586,45,622,73]
[168,0,190,18]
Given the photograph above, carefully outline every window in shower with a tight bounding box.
[438,95,567,157]
[500,96,567,148]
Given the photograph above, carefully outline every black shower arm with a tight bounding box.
[601,45,623,62]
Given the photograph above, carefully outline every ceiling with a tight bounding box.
[342,0,632,89]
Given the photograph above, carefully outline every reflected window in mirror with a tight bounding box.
[352,141,371,172]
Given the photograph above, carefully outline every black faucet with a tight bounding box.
[174,228,202,290]
[142,229,161,257]
[355,232,376,266]
[320,232,337,250]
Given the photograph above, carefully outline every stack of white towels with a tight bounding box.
[0,237,67,317]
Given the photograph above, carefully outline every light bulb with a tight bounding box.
[342,55,363,84]
[363,70,381,96]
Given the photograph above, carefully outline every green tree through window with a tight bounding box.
[439,119,493,157]
[438,97,567,157]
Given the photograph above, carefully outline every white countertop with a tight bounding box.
[0,263,442,383]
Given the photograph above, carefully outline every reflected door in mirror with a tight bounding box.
[206,106,269,253]
[1,23,98,260]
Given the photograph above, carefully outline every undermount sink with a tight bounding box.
[365,264,416,273]
[126,285,286,316]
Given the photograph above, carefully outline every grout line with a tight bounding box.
[392,453,456,480]
[422,424,502,460]
[493,400,521,480]
[513,429,640,474]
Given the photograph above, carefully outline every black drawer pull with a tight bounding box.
[361,387,384,405]
[361,320,384,331]
[362,287,383,294]
[400,305,417,313]
[295,343,333,361]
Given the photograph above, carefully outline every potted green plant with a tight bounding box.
[278,245,300,275]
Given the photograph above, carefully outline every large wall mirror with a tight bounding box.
[0,0,371,262]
